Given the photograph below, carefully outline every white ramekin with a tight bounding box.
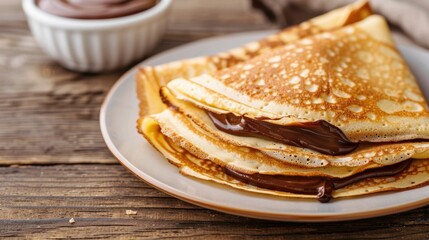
[22,0,171,72]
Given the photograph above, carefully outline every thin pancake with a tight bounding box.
[136,0,372,117]
[165,15,429,143]
[158,87,429,169]
[136,1,429,201]
[149,109,379,177]
[140,117,429,200]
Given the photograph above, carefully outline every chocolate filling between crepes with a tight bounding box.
[224,159,411,203]
[159,97,413,202]
[207,111,359,155]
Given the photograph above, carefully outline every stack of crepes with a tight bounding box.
[136,0,429,202]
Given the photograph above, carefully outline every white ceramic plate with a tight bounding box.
[100,31,429,222]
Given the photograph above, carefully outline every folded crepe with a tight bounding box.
[137,0,372,117]
[137,1,429,202]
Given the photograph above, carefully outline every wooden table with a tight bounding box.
[1,0,429,238]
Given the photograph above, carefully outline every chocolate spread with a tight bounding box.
[224,159,411,202]
[207,111,359,155]
[38,0,158,19]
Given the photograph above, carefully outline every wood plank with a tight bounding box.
[1,164,429,239]
[0,0,275,165]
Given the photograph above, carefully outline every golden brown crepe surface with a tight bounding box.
[136,1,429,201]
[136,0,372,117]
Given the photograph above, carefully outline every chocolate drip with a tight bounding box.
[38,0,158,19]
[224,160,411,203]
[207,111,358,155]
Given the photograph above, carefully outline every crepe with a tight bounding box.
[140,116,429,200]
[137,1,429,202]
[158,86,429,169]
[161,14,429,170]
[166,15,429,143]
[137,0,372,117]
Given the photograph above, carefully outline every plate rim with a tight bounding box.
[99,31,429,222]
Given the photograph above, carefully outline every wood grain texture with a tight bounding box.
[1,0,429,239]
[1,164,429,239]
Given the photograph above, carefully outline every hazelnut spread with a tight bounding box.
[207,111,359,155]
[38,0,158,19]
[224,159,411,202]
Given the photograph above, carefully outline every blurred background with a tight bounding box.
[0,0,279,165]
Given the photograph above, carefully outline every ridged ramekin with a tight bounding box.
[22,0,171,72]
